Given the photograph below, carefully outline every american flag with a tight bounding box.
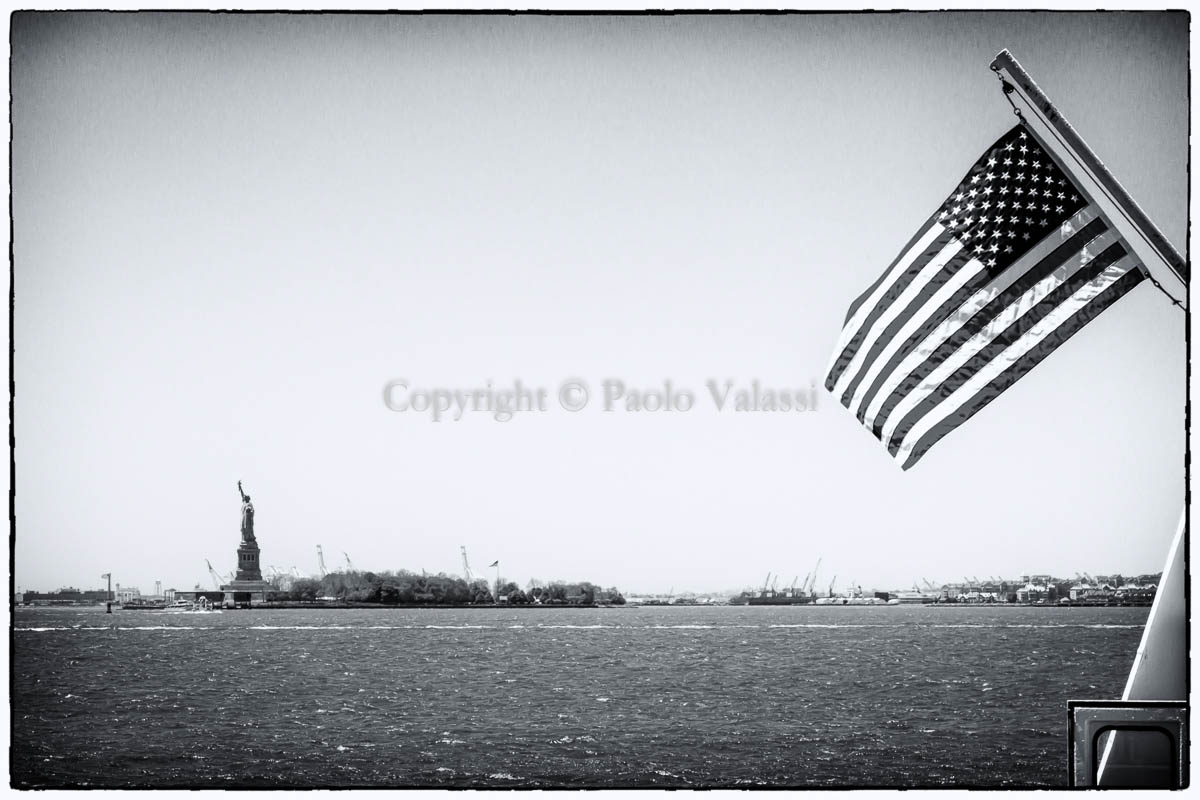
[825,124,1145,469]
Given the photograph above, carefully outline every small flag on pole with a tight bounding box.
[826,124,1145,469]
[489,561,499,568]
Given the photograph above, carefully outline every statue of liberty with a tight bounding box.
[237,480,255,544]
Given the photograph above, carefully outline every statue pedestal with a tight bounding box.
[220,579,272,608]
[224,538,269,607]
[235,540,263,582]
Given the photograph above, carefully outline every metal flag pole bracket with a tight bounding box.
[990,49,1188,310]
[990,67,1027,124]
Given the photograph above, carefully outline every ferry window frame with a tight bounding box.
[1066,699,1188,788]
[1089,725,1177,787]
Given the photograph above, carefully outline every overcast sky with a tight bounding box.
[13,12,1186,596]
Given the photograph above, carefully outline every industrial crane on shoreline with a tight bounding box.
[461,546,475,583]
[205,559,230,590]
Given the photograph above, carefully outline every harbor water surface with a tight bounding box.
[13,604,1145,787]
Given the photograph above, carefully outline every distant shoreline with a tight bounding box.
[18,601,1153,611]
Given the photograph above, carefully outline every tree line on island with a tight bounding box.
[272,570,625,606]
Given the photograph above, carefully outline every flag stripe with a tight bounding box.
[831,235,964,400]
[844,252,988,418]
[871,214,1111,440]
[858,208,1102,431]
[838,247,978,407]
[896,260,1144,468]
[852,265,995,425]
[825,223,950,388]
[878,225,1119,448]
[886,237,1127,454]
[842,208,944,325]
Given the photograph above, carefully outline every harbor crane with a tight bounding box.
[922,578,937,591]
[808,558,822,594]
[461,546,475,583]
[828,575,837,598]
[800,571,811,594]
[205,559,229,590]
[790,576,799,594]
[762,572,772,594]
[344,552,356,573]
[771,576,779,592]
[316,545,328,578]
[266,566,294,590]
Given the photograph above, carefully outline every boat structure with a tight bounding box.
[118,597,168,611]
[814,577,888,606]
[163,597,220,614]
[888,581,941,605]
[113,597,220,614]
[733,568,820,606]
[747,588,812,606]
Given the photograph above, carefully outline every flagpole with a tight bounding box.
[989,49,1189,782]
[989,49,1188,310]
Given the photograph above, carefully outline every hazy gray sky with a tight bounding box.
[13,13,1186,595]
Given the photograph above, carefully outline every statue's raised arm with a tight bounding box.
[238,481,255,544]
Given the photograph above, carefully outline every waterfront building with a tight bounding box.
[21,587,110,605]
[1115,584,1157,605]
[1016,582,1050,603]
[115,587,141,604]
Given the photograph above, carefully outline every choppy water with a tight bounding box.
[12,604,1145,787]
